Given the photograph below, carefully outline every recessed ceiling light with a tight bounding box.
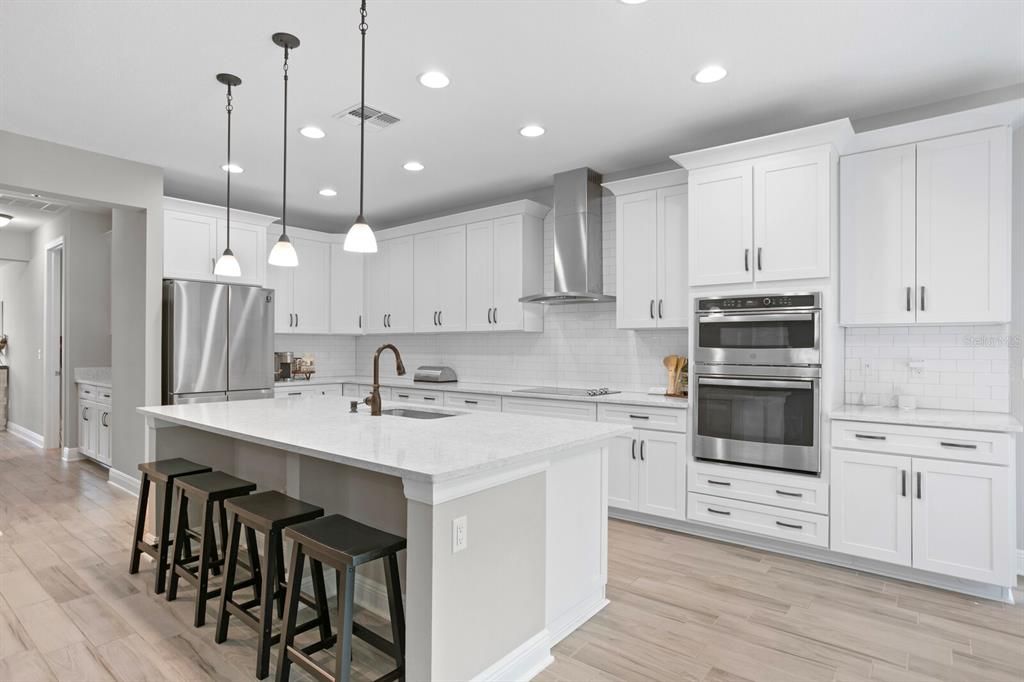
[299,125,326,139]
[619,0,648,4]
[221,163,244,173]
[693,64,728,84]
[519,125,545,138]
[403,161,425,172]
[0,214,12,228]
[418,71,450,89]
[319,188,337,197]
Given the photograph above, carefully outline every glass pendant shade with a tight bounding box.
[214,248,241,277]
[268,233,299,266]
[343,214,377,253]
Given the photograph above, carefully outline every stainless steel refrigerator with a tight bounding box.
[163,280,275,405]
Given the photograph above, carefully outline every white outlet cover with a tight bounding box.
[452,516,467,554]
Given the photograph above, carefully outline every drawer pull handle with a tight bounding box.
[776,521,803,530]
[628,414,650,420]
[707,507,731,516]
[397,394,409,399]
[423,396,436,401]
[854,434,886,440]
[707,479,731,487]
[464,400,478,405]
[775,490,803,498]
[939,441,977,450]
[288,392,302,397]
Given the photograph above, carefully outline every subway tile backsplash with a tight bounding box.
[844,325,1013,412]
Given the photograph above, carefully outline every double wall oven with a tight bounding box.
[693,293,822,475]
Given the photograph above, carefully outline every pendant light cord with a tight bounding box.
[282,46,290,237]
[358,0,368,218]
[225,84,233,251]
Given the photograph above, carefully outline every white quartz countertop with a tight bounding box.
[276,375,688,409]
[138,398,632,483]
[74,367,112,389]
[830,405,1022,433]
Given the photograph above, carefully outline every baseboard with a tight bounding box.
[471,629,552,682]
[610,508,1013,603]
[107,468,139,497]
[7,422,44,449]
[62,447,85,462]
[547,589,608,647]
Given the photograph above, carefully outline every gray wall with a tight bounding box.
[0,131,163,482]
[1012,128,1024,552]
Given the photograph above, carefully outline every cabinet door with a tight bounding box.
[911,458,1012,584]
[97,410,112,465]
[292,238,331,334]
[615,191,659,329]
[435,226,467,332]
[465,220,495,332]
[164,211,217,281]
[830,449,911,566]
[386,236,415,334]
[330,243,364,334]
[607,434,639,512]
[265,234,295,333]
[637,430,685,519]
[688,163,753,285]
[413,231,440,333]
[753,147,831,282]
[656,185,688,328]
[363,241,389,334]
[217,219,266,286]
[491,215,525,331]
[839,145,917,325]
[916,127,1011,324]
[78,403,92,455]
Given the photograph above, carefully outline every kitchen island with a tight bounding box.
[138,397,630,681]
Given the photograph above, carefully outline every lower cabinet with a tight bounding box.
[77,384,112,466]
[274,384,343,399]
[607,429,685,520]
[830,447,1013,585]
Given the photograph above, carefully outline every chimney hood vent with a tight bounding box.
[519,168,614,305]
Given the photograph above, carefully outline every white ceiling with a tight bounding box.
[1,1,1021,232]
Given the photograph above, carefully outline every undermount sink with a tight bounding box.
[380,408,458,420]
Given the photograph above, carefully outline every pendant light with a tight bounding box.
[343,0,378,253]
[268,32,301,267]
[214,73,242,278]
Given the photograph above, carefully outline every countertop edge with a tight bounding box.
[830,407,1023,434]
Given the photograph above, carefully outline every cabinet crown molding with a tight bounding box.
[376,199,550,241]
[671,118,853,171]
[163,196,278,226]
[603,169,688,196]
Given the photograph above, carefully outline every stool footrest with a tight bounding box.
[353,621,399,658]
[285,645,334,682]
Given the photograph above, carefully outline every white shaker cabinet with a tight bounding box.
[330,243,364,334]
[688,163,753,286]
[830,449,912,566]
[605,428,686,520]
[363,236,415,334]
[216,219,266,286]
[414,225,466,332]
[164,209,267,286]
[268,234,331,334]
[607,434,640,511]
[465,215,543,333]
[612,183,688,329]
[840,127,1011,325]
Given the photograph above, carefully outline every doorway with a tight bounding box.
[43,238,64,450]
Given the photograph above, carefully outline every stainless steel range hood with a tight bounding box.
[520,167,615,304]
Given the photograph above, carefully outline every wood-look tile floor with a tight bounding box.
[0,432,1021,682]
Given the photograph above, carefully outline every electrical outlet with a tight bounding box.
[452,516,467,554]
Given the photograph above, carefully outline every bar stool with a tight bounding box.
[215,491,334,679]
[167,471,257,627]
[129,458,212,594]
[275,514,406,682]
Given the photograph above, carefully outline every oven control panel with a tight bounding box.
[697,293,819,312]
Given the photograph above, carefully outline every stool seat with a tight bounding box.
[225,491,323,532]
[138,458,211,483]
[285,515,406,568]
[175,471,257,500]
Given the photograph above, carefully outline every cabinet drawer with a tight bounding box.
[444,391,501,412]
[688,493,828,548]
[501,397,597,422]
[275,387,317,399]
[392,388,443,404]
[688,461,828,514]
[342,384,392,400]
[831,419,1011,466]
[78,384,112,405]
[597,403,686,433]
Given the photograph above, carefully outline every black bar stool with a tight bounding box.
[167,471,257,627]
[129,458,212,594]
[215,491,334,679]
[275,514,406,682]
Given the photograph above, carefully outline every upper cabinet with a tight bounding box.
[164,207,268,286]
[606,170,689,329]
[687,145,834,286]
[268,233,331,334]
[465,214,544,333]
[840,127,1011,325]
[414,225,467,332]
[363,235,415,334]
[330,243,364,334]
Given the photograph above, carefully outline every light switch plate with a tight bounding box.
[452,516,467,553]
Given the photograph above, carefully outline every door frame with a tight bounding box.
[43,237,65,450]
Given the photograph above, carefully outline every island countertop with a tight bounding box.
[138,397,632,484]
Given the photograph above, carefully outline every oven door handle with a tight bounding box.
[697,377,814,390]
[699,312,815,324]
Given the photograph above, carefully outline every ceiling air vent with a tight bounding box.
[333,103,401,131]
[0,194,67,213]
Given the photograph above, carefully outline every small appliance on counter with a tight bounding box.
[414,365,458,383]
[275,352,316,381]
